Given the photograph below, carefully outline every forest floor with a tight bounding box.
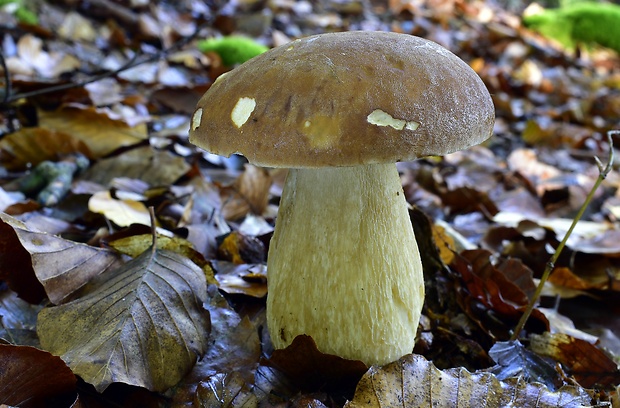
[0,0,619,406]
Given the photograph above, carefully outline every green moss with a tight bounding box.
[197,36,269,66]
[14,6,37,24]
[524,3,620,53]
[0,0,38,24]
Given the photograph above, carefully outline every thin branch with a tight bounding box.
[510,130,616,341]
[2,19,213,104]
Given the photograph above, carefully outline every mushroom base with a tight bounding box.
[266,163,424,366]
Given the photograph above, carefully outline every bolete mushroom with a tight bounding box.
[190,31,494,366]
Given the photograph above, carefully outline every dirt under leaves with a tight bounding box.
[1,0,620,406]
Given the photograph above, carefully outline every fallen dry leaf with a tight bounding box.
[0,344,77,408]
[170,287,261,405]
[529,332,620,389]
[88,190,151,227]
[38,105,148,158]
[345,354,593,407]
[37,245,210,392]
[0,213,47,303]
[219,164,272,221]
[82,146,190,187]
[0,127,92,171]
[0,212,123,304]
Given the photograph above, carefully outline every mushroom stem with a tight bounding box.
[267,162,424,366]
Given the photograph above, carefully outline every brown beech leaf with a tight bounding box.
[440,186,499,216]
[529,332,620,388]
[0,127,92,170]
[219,164,272,220]
[263,335,368,392]
[548,267,596,291]
[345,354,593,407]
[37,246,210,392]
[108,233,216,284]
[82,146,190,187]
[452,249,549,338]
[38,105,148,158]
[0,212,123,305]
[0,344,77,408]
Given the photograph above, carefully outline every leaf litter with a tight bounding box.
[0,0,619,406]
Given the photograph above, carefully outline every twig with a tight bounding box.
[1,19,213,105]
[510,130,616,341]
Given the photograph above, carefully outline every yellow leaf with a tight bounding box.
[88,191,151,227]
[38,105,148,158]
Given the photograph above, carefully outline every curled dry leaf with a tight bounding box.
[219,164,272,221]
[0,344,77,408]
[0,212,123,305]
[529,332,620,389]
[213,262,267,298]
[345,354,593,408]
[37,246,210,392]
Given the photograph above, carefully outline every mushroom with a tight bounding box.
[190,31,494,366]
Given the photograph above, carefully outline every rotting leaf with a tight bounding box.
[0,212,124,305]
[488,340,562,391]
[529,332,620,389]
[194,372,258,407]
[0,344,77,408]
[345,354,593,407]
[170,286,260,405]
[37,246,210,392]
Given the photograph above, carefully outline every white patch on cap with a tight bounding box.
[231,97,256,128]
[192,108,203,131]
[367,109,419,131]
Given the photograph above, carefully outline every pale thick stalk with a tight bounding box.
[267,163,424,365]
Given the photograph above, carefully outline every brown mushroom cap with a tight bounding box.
[190,31,494,168]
